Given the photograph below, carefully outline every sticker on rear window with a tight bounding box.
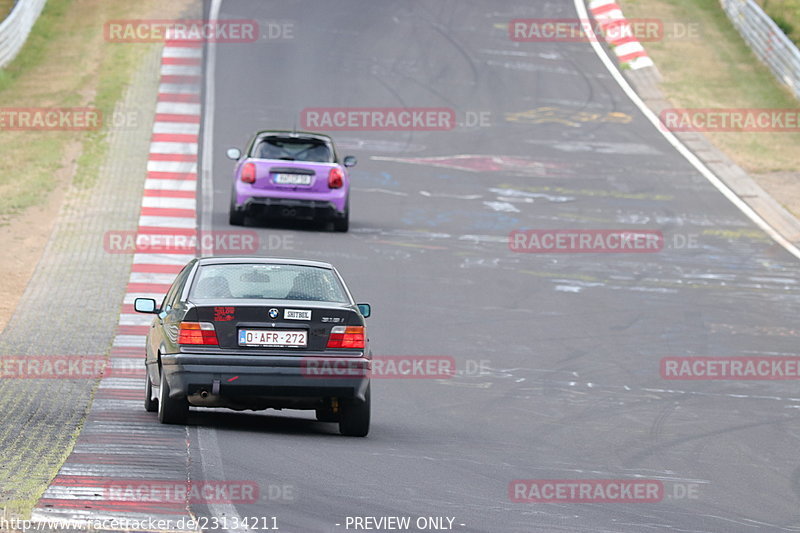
[284,309,311,320]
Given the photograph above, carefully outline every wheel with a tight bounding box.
[316,405,340,423]
[339,385,370,437]
[229,190,245,226]
[144,372,158,413]
[332,204,349,232]
[158,368,188,424]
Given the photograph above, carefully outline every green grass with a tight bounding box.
[757,0,800,46]
[0,0,13,20]
[0,0,71,93]
[619,0,800,174]
[73,28,153,189]
[0,0,156,220]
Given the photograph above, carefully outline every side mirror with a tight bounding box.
[226,148,242,160]
[357,303,371,318]
[343,155,357,168]
[134,298,158,314]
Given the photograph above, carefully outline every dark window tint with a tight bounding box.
[190,264,348,303]
[254,137,332,163]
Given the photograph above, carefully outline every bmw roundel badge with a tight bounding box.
[268,308,279,319]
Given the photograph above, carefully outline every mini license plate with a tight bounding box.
[274,173,312,185]
[238,329,307,347]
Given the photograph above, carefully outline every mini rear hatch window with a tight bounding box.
[254,137,333,162]
[190,264,348,302]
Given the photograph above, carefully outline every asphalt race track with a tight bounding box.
[185,1,800,531]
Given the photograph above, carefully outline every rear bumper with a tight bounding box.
[235,186,347,217]
[159,353,370,408]
[239,197,345,220]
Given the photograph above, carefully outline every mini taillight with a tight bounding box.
[241,162,256,184]
[178,322,218,345]
[328,168,344,189]
[327,326,365,349]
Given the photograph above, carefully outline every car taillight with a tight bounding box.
[328,168,344,189]
[178,322,218,345]
[327,326,365,349]
[241,162,256,184]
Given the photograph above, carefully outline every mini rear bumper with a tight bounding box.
[234,185,348,217]
[239,197,345,220]
[159,353,370,405]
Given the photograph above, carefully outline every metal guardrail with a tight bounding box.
[720,0,800,100]
[0,0,48,69]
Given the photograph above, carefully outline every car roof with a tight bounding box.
[195,256,335,269]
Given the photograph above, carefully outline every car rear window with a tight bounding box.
[190,264,349,303]
[253,137,333,162]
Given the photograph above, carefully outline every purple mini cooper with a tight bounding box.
[227,131,357,232]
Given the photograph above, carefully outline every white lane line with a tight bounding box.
[142,196,197,210]
[129,271,183,284]
[112,335,147,347]
[98,378,144,389]
[613,41,645,57]
[139,215,197,228]
[133,253,196,265]
[589,0,617,8]
[200,0,218,259]
[150,141,199,155]
[119,313,155,326]
[144,179,197,191]
[156,101,201,115]
[194,3,249,532]
[147,160,198,173]
[154,121,201,135]
[159,82,201,94]
[163,46,203,58]
[161,64,202,76]
[123,293,167,305]
[196,426,251,533]
[628,56,655,69]
[573,0,800,261]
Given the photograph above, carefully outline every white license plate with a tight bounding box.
[274,173,312,185]
[239,329,307,347]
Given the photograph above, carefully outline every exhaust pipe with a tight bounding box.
[200,390,209,399]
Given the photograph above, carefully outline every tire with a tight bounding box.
[144,373,158,413]
[158,368,188,425]
[333,204,349,232]
[229,190,245,226]
[339,385,370,437]
[316,406,340,423]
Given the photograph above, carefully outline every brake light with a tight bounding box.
[241,162,256,184]
[328,168,344,189]
[327,326,365,349]
[178,322,219,345]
